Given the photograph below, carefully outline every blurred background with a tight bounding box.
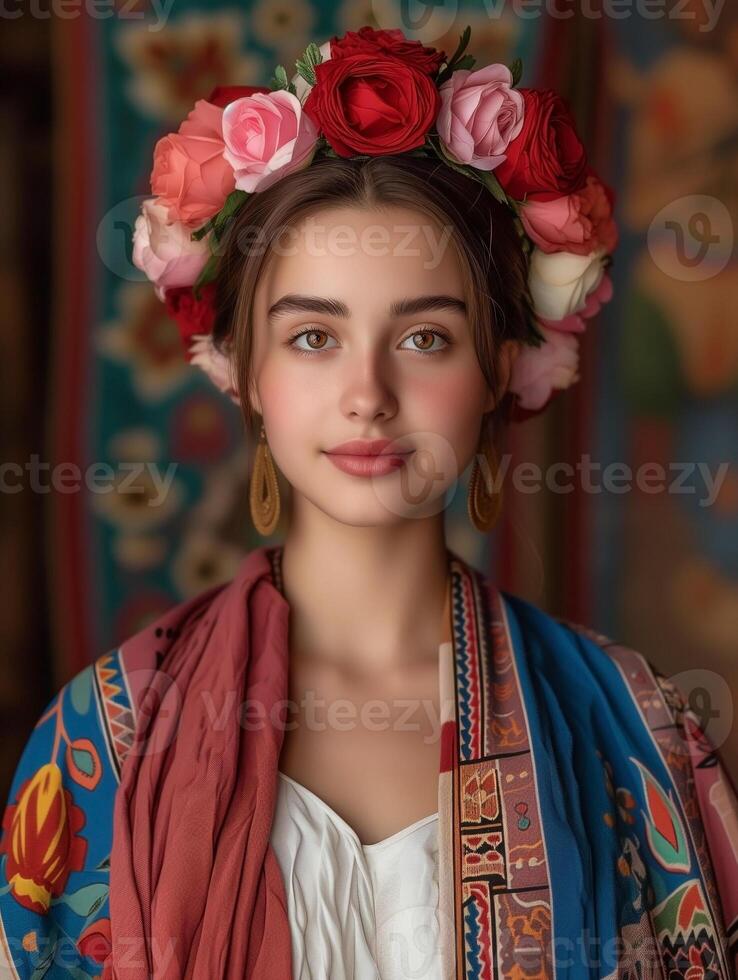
[1,0,736,801]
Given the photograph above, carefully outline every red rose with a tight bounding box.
[164,283,217,360]
[304,54,440,157]
[494,89,588,202]
[330,26,445,77]
[207,85,270,108]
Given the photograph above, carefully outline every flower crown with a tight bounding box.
[132,24,618,418]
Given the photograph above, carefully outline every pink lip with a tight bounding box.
[324,438,412,456]
[325,452,413,478]
[323,439,414,478]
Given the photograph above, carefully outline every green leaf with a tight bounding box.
[435,24,472,86]
[511,212,528,247]
[295,41,323,88]
[304,41,323,68]
[405,145,435,158]
[295,63,315,87]
[269,64,290,91]
[212,189,249,237]
[454,54,476,72]
[193,254,219,298]
[428,136,477,181]
[448,24,471,65]
[478,170,509,205]
[191,218,215,242]
[510,57,523,86]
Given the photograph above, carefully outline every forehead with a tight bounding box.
[254,204,466,311]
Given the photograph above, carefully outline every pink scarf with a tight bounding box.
[105,545,293,978]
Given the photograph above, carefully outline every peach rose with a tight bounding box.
[151,100,235,228]
[509,327,580,411]
[520,174,618,255]
[222,90,319,193]
[132,199,210,300]
[436,64,525,171]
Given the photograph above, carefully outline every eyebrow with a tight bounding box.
[266,293,467,322]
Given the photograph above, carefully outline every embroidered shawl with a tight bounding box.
[1,544,736,979]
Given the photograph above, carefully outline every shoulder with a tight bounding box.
[496,588,683,722]
[6,645,137,806]
[0,648,133,977]
[495,590,738,959]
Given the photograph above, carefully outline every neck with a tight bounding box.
[279,497,451,671]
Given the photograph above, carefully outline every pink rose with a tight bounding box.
[437,64,525,171]
[151,100,236,228]
[222,90,319,193]
[132,199,210,300]
[509,326,580,411]
[188,334,240,405]
[520,174,618,255]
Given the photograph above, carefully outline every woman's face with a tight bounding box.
[248,204,518,527]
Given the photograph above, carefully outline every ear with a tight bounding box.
[483,340,521,414]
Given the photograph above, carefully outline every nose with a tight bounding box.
[338,347,398,423]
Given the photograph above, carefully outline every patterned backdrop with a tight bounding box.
[44,0,737,779]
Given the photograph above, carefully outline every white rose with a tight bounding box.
[290,40,332,103]
[528,247,607,322]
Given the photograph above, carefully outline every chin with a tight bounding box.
[324,488,450,526]
[319,502,412,528]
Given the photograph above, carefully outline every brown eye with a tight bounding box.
[413,332,435,350]
[399,329,450,354]
[290,329,338,354]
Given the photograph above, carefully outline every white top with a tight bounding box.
[270,770,444,980]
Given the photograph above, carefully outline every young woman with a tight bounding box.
[1,25,737,980]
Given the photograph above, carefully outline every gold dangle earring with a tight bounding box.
[467,421,503,533]
[249,423,280,536]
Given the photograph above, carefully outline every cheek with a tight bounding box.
[256,359,324,447]
[403,367,486,476]
[405,366,488,433]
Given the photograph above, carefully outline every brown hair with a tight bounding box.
[211,154,535,435]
